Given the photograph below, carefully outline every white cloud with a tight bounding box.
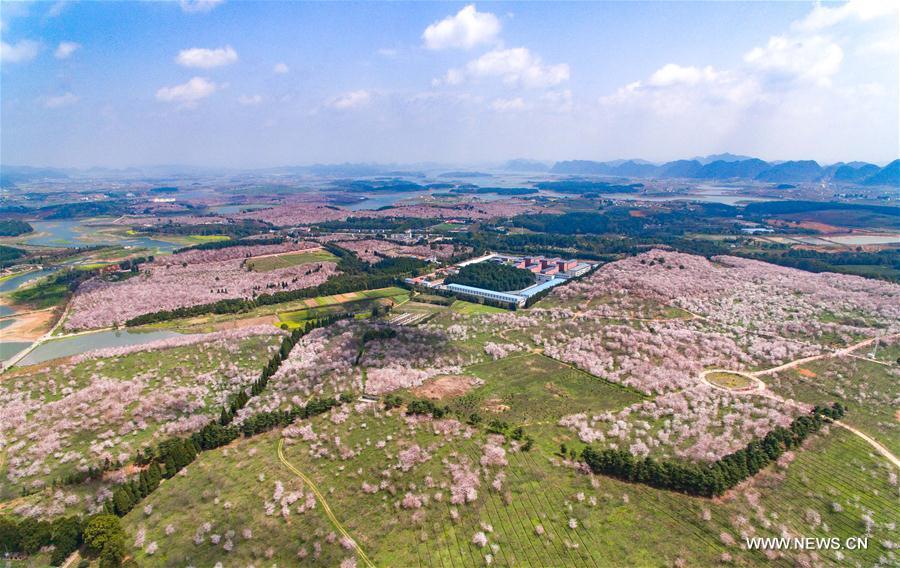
[43,92,78,108]
[593,0,899,163]
[541,89,574,113]
[744,35,843,85]
[440,47,569,88]
[648,64,718,87]
[377,48,398,58]
[156,76,218,107]
[273,62,289,74]
[54,41,81,59]
[238,94,263,105]
[491,97,528,112]
[328,90,371,109]
[601,63,762,116]
[856,35,899,56]
[423,4,500,50]
[179,0,224,14]
[47,1,70,18]
[793,0,896,32]
[176,45,238,68]
[1,39,40,63]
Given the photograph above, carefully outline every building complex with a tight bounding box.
[406,253,595,307]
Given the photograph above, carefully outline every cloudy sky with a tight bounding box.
[1,1,897,167]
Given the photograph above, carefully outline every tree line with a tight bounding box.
[124,246,426,326]
[581,403,845,498]
[1,314,350,566]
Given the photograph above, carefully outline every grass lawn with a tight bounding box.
[706,371,754,389]
[277,287,410,327]
[451,300,508,315]
[245,248,338,272]
[465,353,645,428]
[9,275,69,309]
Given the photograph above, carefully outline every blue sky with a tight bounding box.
[1,1,897,167]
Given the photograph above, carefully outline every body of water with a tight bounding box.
[16,328,183,367]
[1,341,32,362]
[344,190,508,211]
[209,203,271,214]
[0,269,57,293]
[23,220,182,252]
[602,192,773,205]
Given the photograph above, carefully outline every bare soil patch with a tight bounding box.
[2,309,55,341]
[483,398,510,413]
[211,315,278,332]
[797,368,817,378]
[412,374,479,400]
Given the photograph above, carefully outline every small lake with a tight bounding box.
[209,203,271,214]
[601,192,773,205]
[345,190,508,210]
[1,341,32,362]
[16,328,183,367]
[22,220,182,252]
[0,269,57,293]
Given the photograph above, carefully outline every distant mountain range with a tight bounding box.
[2,157,898,188]
[548,158,900,186]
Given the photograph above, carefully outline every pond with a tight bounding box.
[344,190,508,210]
[16,328,183,367]
[0,269,57,293]
[209,203,271,214]
[601,192,773,205]
[22,220,182,252]
[1,341,32,362]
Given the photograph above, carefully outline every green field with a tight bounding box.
[465,353,644,427]
[706,371,754,389]
[450,300,508,315]
[277,287,410,327]
[8,274,70,308]
[245,248,338,272]
[119,398,898,567]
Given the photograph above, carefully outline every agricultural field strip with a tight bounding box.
[276,438,375,568]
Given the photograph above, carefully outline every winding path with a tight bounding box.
[701,333,900,469]
[277,438,376,567]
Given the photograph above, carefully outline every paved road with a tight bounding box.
[277,438,376,567]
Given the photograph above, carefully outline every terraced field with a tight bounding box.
[277,287,411,327]
[245,248,338,272]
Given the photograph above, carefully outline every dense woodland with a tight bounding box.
[0,219,33,236]
[444,262,536,292]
